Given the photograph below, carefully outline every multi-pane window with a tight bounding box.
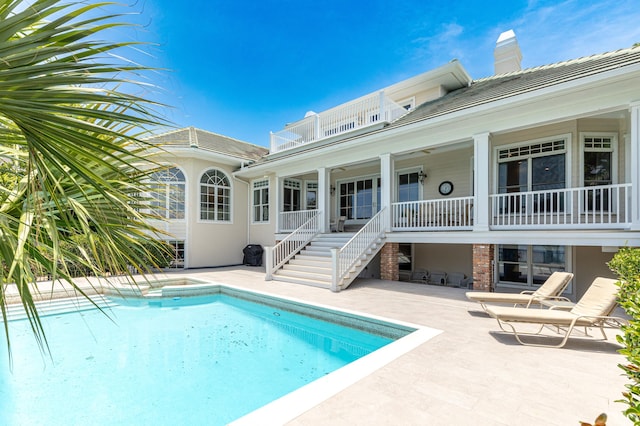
[167,240,185,269]
[397,171,421,202]
[283,178,301,212]
[252,179,269,223]
[497,245,568,290]
[339,177,380,220]
[306,181,318,209]
[200,169,231,221]
[149,167,185,219]
[582,134,616,211]
[497,138,566,213]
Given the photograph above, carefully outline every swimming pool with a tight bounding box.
[0,283,439,424]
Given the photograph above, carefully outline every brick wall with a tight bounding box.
[472,244,494,291]
[380,242,399,281]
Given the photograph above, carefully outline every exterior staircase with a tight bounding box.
[271,232,384,290]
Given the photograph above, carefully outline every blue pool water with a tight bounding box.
[0,292,404,425]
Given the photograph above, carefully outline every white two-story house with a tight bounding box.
[146,31,640,301]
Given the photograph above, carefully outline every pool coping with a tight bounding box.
[210,283,442,425]
[154,280,442,425]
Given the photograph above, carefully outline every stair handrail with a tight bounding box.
[265,210,321,280]
[332,208,386,291]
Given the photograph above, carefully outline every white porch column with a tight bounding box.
[380,153,394,231]
[274,176,282,233]
[473,132,491,231]
[317,167,330,233]
[630,102,640,230]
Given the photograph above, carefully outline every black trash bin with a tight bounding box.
[243,244,263,266]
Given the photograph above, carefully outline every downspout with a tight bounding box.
[234,176,251,246]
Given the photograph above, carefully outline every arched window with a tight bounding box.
[149,167,185,219]
[200,169,231,221]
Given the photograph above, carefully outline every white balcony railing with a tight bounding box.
[279,209,318,232]
[332,208,387,291]
[266,211,321,280]
[489,183,631,229]
[270,91,408,153]
[392,197,474,230]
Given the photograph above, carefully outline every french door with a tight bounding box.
[339,177,381,221]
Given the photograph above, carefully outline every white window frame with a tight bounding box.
[148,166,186,220]
[495,134,571,194]
[199,168,232,223]
[397,96,416,111]
[495,245,572,294]
[283,178,302,212]
[395,167,423,202]
[305,181,318,210]
[252,179,270,223]
[579,132,618,187]
[336,174,381,223]
[166,240,185,269]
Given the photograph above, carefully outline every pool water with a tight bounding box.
[0,293,399,425]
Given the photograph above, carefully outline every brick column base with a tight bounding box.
[472,244,494,291]
[380,242,399,281]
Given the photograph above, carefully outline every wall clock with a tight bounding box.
[438,181,454,196]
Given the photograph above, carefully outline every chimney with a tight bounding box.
[494,30,522,75]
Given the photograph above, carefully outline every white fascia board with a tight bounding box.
[157,146,248,167]
[384,60,472,98]
[387,230,640,246]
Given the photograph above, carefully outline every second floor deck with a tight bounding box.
[279,183,634,233]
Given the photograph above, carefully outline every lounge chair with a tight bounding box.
[485,277,627,347]
[429,270,447,285]
[466,271,574,311]
[410,269,430,284]
[447,272,471,288]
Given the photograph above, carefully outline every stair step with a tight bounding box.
[288,258,331,267]
[283,264,332,274]
[6,295,116,321]
[297,251,331,258]
[275,269,331,282]
[271,275,331,289]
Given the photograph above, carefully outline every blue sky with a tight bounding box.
[115,0,640,147]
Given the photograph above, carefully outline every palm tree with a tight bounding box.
[0,0,172,355]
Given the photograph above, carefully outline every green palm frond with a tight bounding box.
[0,0,173,360]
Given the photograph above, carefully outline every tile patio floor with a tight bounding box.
[160,267,629,425]
[13,266,631,425]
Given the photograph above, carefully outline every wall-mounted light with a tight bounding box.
[418,170,427,184]
[330,185,336,195]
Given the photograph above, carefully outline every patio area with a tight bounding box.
[159,267,627,425]
[11,266,629,425]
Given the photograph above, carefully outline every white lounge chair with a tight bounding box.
[466,271,574,311]
[485,277,627,347]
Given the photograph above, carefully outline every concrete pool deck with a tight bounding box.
[14,266,631,425]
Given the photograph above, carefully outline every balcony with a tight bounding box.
[489,183,632,229]
[390,184,632,232]
[270,91,408,153]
